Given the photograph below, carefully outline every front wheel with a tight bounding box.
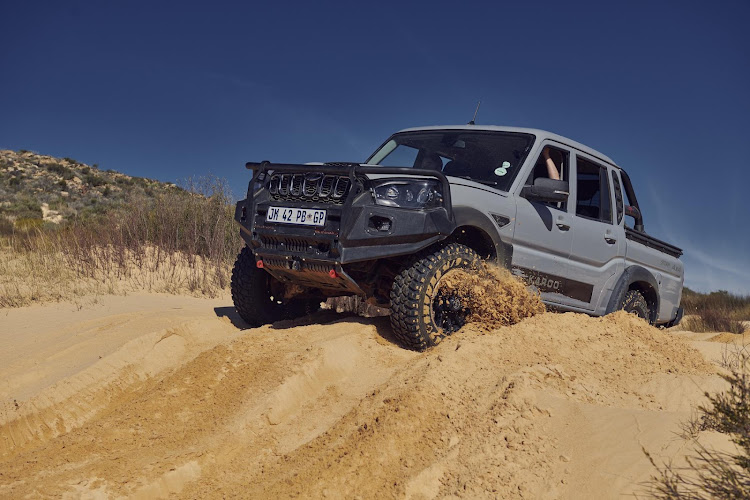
[231,247,319,327]
[389,243,481,350]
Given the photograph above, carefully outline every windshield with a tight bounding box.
[365,130,535,192]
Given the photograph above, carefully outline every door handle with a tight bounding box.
[605,236,617,244]
[556,222,570,231]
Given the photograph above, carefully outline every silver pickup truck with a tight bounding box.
[232,125,684,350]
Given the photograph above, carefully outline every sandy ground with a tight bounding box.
[0,293,743,499]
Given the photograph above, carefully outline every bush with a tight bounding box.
[4,197,42,219]
[45,163,75,180]
[0,216,13,236]
[647,354,750,498]
[83,173,106,187]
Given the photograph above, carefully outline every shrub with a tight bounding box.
[6,197,42,219]
[102,185,111,197]
[58,180,67,190]
[0,216,13,236]
[83,173,106,187]
[646,354,750,498]
[63,157,78,165]
[45,163,75,180]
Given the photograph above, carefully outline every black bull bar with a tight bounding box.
[237,161,456,296]
[244,161,453,220]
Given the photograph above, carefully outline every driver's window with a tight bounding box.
[526,145,569,209]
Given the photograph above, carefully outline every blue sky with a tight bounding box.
[1,0,748,294]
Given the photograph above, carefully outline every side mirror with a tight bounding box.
[522,178,569,203]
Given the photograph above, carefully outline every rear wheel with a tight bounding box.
[390,243,481,350]
[620,289,650,322]
[231,247,319,327]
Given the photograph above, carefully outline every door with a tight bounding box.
[511,142,578,306]
[566,155,625,311]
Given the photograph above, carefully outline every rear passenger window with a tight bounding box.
[612,172,624,224]
[620,179,636,229]
[575,157,612,224]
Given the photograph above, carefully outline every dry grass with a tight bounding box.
[683,311,747,335]
[0,177,242,308]
[681,288,749,334]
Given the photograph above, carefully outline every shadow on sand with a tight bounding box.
[213,306,401,347]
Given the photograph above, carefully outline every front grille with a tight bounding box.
[266,172,355,205]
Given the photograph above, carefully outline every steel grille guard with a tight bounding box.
[245,161,454,220]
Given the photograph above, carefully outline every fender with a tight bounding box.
[452,206,513,268]
[605,265,660,323]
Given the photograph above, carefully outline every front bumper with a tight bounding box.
[234,162,455,294]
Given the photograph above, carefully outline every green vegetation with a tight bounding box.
[0,149,186,225]
[83,173,106,187]
[681,288,749,334]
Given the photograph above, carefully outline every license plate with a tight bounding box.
[266,206,327,226]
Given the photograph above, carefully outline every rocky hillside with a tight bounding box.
[0,150,181,229]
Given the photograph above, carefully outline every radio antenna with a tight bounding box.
[468,100,481,125]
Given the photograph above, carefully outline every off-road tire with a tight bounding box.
[390,243,481,351]
[231,247,319,327]
[620,289,650,322]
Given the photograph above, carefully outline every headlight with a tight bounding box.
[372,180,444,209]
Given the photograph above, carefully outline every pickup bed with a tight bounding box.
[232,125,684,350]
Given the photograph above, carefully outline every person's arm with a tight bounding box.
[542,147,560,180]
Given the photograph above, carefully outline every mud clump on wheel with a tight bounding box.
[438,265,546,330]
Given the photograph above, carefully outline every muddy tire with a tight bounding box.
[620,289,650,322]
[231,247,319,327]
[390,243,481,351]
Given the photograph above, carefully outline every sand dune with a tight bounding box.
[0,293,737,498]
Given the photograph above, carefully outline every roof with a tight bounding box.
[396,125,619,168]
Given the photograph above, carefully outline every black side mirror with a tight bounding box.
[522,178,569,203]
